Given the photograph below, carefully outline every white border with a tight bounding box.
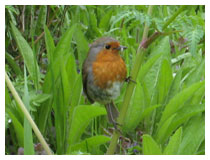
[1,0,209,160]
[3,0,208,5]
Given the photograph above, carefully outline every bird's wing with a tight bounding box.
[82,61,94,103]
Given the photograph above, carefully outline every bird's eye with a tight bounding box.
[105,44,111,49]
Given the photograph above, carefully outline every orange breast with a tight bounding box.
[92,50,127,89]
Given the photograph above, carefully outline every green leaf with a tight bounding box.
[159,81,204,127]
[139,104,160,122]
[70,74,83,107]
[23,66,34,155]
[5,52,22,76]
[68,135,111,153]
[89,11,101,37]
[30,93,51,107]
[123,82,145,132]
[5,84,12,105]
[142,37,171,106]
[184,26,204,56]
[163,127,182,155]
[164,104,204,144]
[53,24,76,61]
[185,59,205,86]
[157,58,173,104]
[66,54,79,95]
[178,115,205,154]
[138,52,162,81]
[150,36,171,61]
[68,105,106,146]
[166,69,182,103]
[99,10,113,31]
[189,82,205,105]
[35,6,47,35]
[38,25,76,133]
[10,22,40,87]
[74,25,89,69]
[155,114,176,144]
[6,108,24,147]
[44,25,55,65]
[143,134,162,155]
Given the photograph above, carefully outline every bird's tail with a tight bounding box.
[105,101,119,124]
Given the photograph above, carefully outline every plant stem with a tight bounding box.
[5,72,53,155]
[162,5,187,30]
[142,6,153,41]
[106,5,187,155]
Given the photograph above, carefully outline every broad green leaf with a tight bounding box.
[166,69,182,103]
[66,54,78,94]
[157,58,173,104]
[52,79,66,154]
[89,11,101,37]
[150,36,171,61]
[53,24,76,61]
[139,104,160,122]
[6,5,18,25]
[163,127,182,155]
[68,105,106,146]
[10,22,40,87]
[99,10,113,31]
[38,25,76,133]
[197,140,205,155]
[178,115,205,154]
[155,114,176,144]
[70,74,83,107]
[23,66,34,155]
[164,104,204,144]
[143,37,171,106]
[123,82,145,132]
[185,59,205,86]
[159,81,204,127]
[189,82,205,105]
[138,52,162,82]
[61,62,71,107]
[143,134,162,155]
[44,25,55,65]
[68,135,111,153]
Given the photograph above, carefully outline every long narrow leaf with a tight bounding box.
[23,66,34,155]
[10,22,40,87]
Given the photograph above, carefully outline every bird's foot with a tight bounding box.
[125,76,136,84]
[113,121,123,135]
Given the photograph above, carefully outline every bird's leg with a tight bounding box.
[106,103,123,134]
[125,76,136,84]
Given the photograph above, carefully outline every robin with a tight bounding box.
[82,37,127,129]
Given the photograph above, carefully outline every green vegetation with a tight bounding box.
[5,5,205,155]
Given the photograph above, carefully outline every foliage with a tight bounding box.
[5,5,205,155]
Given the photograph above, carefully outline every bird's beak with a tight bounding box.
[115,45,127,52]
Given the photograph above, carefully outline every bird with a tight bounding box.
[82,37,127,129]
